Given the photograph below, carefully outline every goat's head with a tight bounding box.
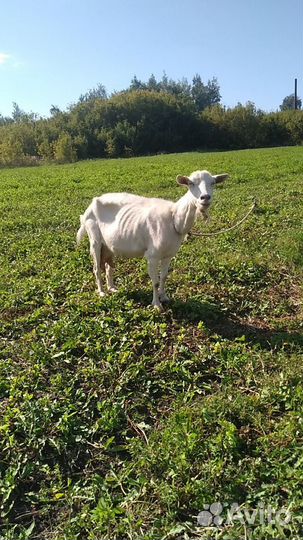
[176,170,228,217]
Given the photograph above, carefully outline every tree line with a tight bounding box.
[0,74,302,167]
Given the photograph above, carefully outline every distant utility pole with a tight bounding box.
[294,78,298,110]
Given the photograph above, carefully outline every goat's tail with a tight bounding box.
[76,215,86,246]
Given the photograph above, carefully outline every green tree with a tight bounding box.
[78,84,107,103]
[147,74,159,91]
[160,74,191,97]
[12,102,26,123]
[0,114,13,126]
[280,94,302,111]
[53,133,76,163]
[38,139,54,160]
[49,105,61,117]
[0,135,26,166]
[128,73,191,98]
[129,75,146,91]
[191,75,221,111]
[101,90,199,156]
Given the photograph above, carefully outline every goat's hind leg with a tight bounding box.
[85,219,105,297]
[101,246,117,293]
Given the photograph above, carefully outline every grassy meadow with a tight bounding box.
[0,147,303,539]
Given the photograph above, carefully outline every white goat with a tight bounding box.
[77,170,228,309]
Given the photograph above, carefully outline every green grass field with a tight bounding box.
[1,147,303,540]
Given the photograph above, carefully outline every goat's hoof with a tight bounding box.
[151,302,163,311]
[98,291,106,297]
[108,287,118,293]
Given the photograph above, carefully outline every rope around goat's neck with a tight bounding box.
[188,199,258,238]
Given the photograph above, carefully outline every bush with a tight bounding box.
[1,91,303,167]
[53,133,77,163]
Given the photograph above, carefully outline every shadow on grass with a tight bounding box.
[128,290,302,350]
[171,298,303,350]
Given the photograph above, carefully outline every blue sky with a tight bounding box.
[0,0,302,117]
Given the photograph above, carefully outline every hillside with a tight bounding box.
[1,147,303,539]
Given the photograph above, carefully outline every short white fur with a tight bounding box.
[77,170,228,309]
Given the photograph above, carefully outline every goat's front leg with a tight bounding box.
[146,257,162,309]
[159,257,171,303]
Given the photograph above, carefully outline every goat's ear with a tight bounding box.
[176,175,192,186]
[213,173,229,184]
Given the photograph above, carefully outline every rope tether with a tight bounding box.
[188,199,258,238]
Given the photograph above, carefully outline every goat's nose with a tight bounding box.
[200,194,211,201]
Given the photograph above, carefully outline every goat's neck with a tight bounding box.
[173,192,197,235]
